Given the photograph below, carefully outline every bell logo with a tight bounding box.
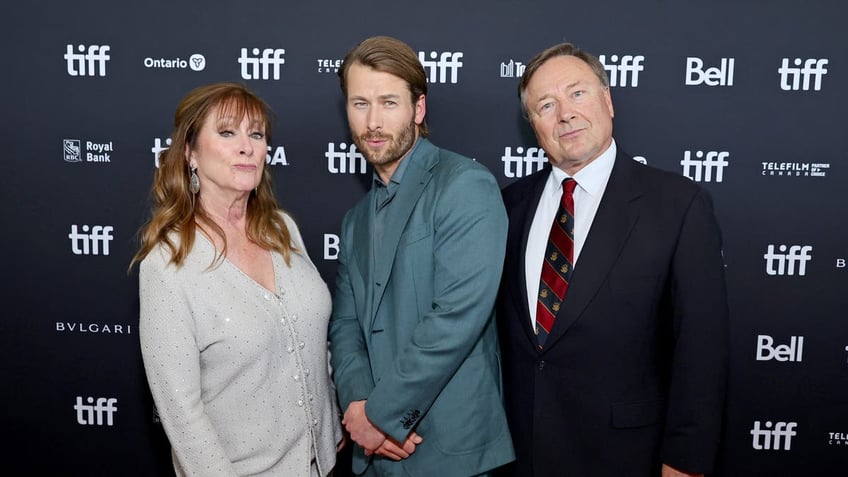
[75,397,118,426]
[764,245,812,276]
[756,335,804,362]
[685,57,735,86]
[751,420,797,450]
[324,234,339,260]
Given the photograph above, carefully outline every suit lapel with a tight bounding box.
[507,167,550,349]
[369,140,436,328]
[544,153,643,349]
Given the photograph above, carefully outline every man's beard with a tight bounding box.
[353,117,416,168]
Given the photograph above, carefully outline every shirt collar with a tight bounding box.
[548,139,617,197]
[372,137,422,188]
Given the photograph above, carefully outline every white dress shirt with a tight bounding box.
[525,140,617,328]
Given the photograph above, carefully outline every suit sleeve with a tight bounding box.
[139,252,238,476]
[329,210,375,411]
[365,166,508,442]
[661,188,730,473]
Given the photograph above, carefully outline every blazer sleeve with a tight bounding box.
[365,165,508,442]
[329,209,376,411]
[661,188,730,474]
[139,250,238,477]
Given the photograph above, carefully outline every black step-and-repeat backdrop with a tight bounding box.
[3,1,846,475]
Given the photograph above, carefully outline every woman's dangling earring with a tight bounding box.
[190,164,200,194]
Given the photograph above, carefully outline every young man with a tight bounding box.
[329,36,515,476]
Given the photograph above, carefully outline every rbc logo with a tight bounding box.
[598,54,644,87]
[75,397,118,426]
[778,58,828,91]
[685,57,735,86]
[69,225,114,256]
[239,48,286,80]
[418,51,463,84]
[64,44,110,77]
[326,143,367,174]
[750,421,797,450]
[764,245,812,276]
[680,150,729,182]
[501,146,547,178]
[64,139,82,162]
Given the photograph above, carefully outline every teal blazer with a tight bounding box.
[329,139,515,476]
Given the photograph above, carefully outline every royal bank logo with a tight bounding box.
[56,322,133,335]
[317,58,343,73]
[65,44,110,77]
[761,161,829,178]
[764,244,812,276]
[239,47,286,80]
[751,420,798,450]
[500,59,526,78]
[151,138,287,167]
[598,54,644,87]
[326,142,367,174]
[681,150,729,182]
[69,225,114,256]
[63,139,113,163]
[779,58,828,91]
[418,51,464,84]
[502,146,546,178]
[143,53,206,71]
[685,57,735,86]
[64,139,81,162]
[75,397,118,426]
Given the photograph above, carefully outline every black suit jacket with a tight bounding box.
[497,151,729,477]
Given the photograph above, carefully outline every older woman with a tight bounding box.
[131,82,341,476]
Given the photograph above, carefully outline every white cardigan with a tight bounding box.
[139,213,341,476]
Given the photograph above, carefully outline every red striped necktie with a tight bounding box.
[536,178,577,349]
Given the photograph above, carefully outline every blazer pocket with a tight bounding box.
[399,224,431,245]
[610,398,665,429]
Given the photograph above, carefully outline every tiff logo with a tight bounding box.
[326,142,366,174]
[65,44,110,77]
[502,146,546,178]
[751,421,797,450]
[500,59,525,78]
[75,397,118,426]
[779,58,828,91]
[756,335,804,362]
[764,245,812,276]
[418,51,464,84]
[685,57,734,86]
[598,54,644,87]
[680,150,729,182]
[239,48,285,80]
[152,137,172,167]
[69,225,114,256]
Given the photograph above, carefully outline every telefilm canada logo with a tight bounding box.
[761,161,830,178]
[151,138,288,167]
[317,58,343,74]
[143,53,206,71]
[63,139,113,163]
[828,430,848,446]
